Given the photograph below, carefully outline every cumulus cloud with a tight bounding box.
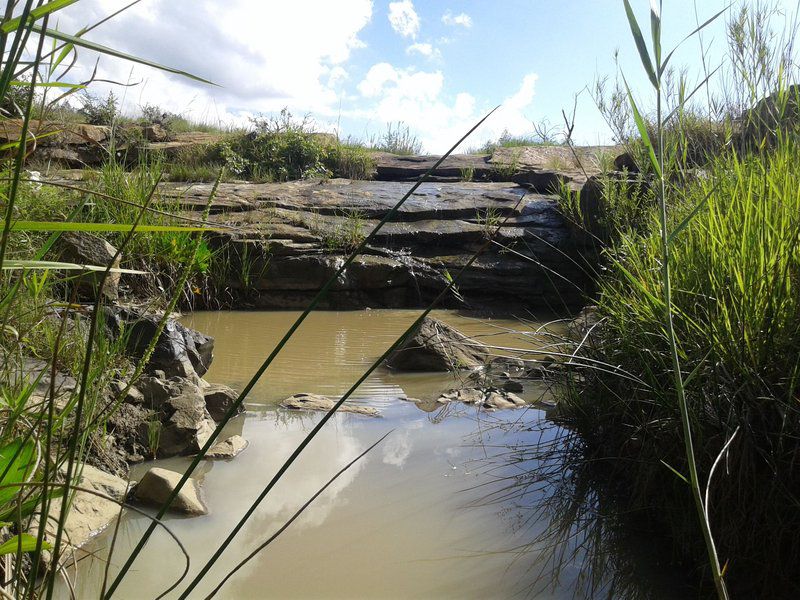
[442,11,472,28]
[53,0,372,123]
[406,42,441,60]
[353,65,538,152]
[388,0,420,38]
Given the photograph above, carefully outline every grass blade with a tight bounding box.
[624,0,658,88]
[30,23,215,85]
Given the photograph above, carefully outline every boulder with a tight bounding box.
[134,374,181,408]
[740,84,800,150]
[577,174,650,243]
[203,384,242,422]
[281,393,379,417]
[158,384,216,457]
[385,317,489,372]
[57,231,121,301]
[13,356,78,412]
[104,307,214,377]
[205,435,249,460]
[134,467,207,516]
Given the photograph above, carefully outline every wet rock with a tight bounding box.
[205,435,249,460]
[281,393,379,417]
[203,384,242,422]
[502,380,524,393]
[134,467,207,516]
[385,316,489,372]
[439,388,485,404]
[483,390,525,410]
[437,387,527,410]
[56,231,121,301]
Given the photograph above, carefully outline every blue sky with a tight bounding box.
[57,1,799,152]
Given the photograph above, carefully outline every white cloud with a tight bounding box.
[353,66,539,153]
[53,0,373,123]
[406,42,441,60]
[442,11,472,28]
[388,0,420,39]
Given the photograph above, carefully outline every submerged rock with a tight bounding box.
[281,393,379,417]
[385,316,489,372]
[134,467,207,516]
[437,387,527,410]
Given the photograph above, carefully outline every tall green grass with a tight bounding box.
[559,1,800,596]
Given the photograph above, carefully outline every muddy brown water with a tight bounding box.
[66,310,686,599]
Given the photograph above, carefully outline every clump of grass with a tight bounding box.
[560,2,800,597]
[327,143,376,180]
[308,209,367,252]
[367,121,423,155]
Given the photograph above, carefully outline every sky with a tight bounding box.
[50,0,800,153]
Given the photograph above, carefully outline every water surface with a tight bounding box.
[69,311,684,599]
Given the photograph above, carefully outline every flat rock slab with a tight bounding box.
[134,467,208,516]
[373,152,494,182]
[490,145,618,173]
[167,179,531,223]
[30,464,129,566]
[281,393,380,417]
[205,435,249,459]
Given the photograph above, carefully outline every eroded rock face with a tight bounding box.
[385,316,489,372]
[162,178,596,310]
[157,383,216,457]
[134,467,207,516]
[281,393,379,416]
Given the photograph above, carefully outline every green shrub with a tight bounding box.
[79,91,120,126]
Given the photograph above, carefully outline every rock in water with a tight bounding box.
[157,384,216,457]
[385,316,489,371]
[134,467,207,516]
[205,435,249,459]
[203,384,242,421]
[281,393,379,416]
